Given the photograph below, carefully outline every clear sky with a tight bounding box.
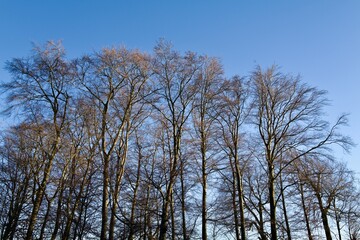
[1,1,359,174]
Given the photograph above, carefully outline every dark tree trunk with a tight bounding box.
[268,163,277,240]
[231,166,240,240]
[316,193,332,240]
[280,172,291,240]
[299,183,313,240]
[101,154,110,240]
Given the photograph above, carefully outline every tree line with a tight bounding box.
[0,40,358,240]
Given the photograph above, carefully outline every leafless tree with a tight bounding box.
[151,40,201,240]
[73,47,151,240]
[297,158,355,240]
[0,124,40,239]
[251,65,352,240]
[191,56,223,240]
[0,42,358,240]
[213,76,252,240]
[1,41,72,240]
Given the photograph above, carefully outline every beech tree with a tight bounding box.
[59,98,100,240]
[0,124,38,239]
[192,56,223,240]
[151,40,201,240]
[214,76,252,240]
[251,65,352,240]
[0,41,356,240]
[297,158,355,240]
[2,41,72,240]
[73,47,151,240]
[243,160,269,240]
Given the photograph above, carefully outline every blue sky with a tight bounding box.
[1,1,359,173]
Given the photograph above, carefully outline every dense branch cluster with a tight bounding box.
[0,41,358,240]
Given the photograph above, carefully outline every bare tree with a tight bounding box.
[60,98,100,240]
[243,160,269,240]
[1,41,72,240]
[73,47,151,240]
[343,190,360,240]
[0,124,39,239]
[1,41,358,240]
[251,65,352,240]
[151,40,201,240]
[192,56,223,240]
[297,158,355,240]
[214,76,252,240]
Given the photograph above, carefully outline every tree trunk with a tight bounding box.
[299,183,313,240]
[280,171,291,240]
[268,163,277,240]
[201,148,207,240]
[199,118,208,240]
[234,163,246,240]
[128,140,142,240]
[101,154,110,240]
[109,146,127,240]
[258,200,267,240]
[108,167,120,240]
[171,191,176,240]
[143,184,150,240]
[180,159,188,240]
[39,196,52,240]
[316,193,332,240]
[333,200,342,240]
[231,166,240,240]
[51,167,69,240]
[159,134,181,240]
[159,184,173,240]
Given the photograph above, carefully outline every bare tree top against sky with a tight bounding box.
[0,2,359,239]
[1,1,359,175]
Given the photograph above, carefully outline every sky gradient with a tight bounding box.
[1,1,359,173]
